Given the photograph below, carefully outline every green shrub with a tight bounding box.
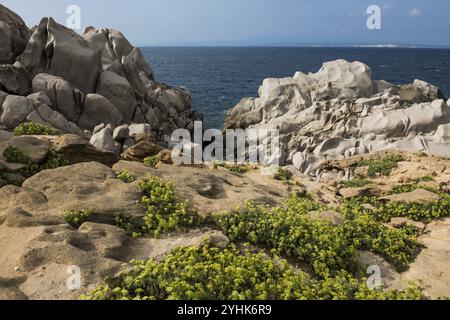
[3,146,30,164]
[275,167,293,182]
[215,162,250,175]
[63,209,95,228]
[81,244,424,301]
[358,155,404,177]
[114,214,146,238]
[21,150,69,178]
[285,194,324,215]
[214,201,358,279]
[115,170,136,183]
[4,147,69,178]
[143,156,159,168]
[13,122,55,136]
[340,198,423,270]
[138,177,201,238]
[341,178,370,188]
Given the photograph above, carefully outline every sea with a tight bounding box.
[141,47,450,129]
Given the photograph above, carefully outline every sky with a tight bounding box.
[2,0,450,47]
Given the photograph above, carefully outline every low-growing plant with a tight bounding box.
[115,170,136,183]
[114,214,146,238]
[341,178,370,188]
[63,209,95,228]
[358,155,404,177]
[143,156,159,168]
[275,167,293,182]
[13,122,55,136]
[215,162,250,175]
[81,243,424,301]
[138,177,201,238]
[3,146,30,164]
[340,199,423,271]
[214,201,358,279]
[4,147,69,178]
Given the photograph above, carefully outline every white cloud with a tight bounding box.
[409,8,422,17]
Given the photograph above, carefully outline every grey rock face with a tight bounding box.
[0,4,199,150]
[96,71,138,123]
[0,64,31,95]
[225,59,450,176]
[129,123,151,138]
[18,18,101,94]
[0,95,34,129]
[32,73,82,122]
[78,94,122,131]
[7,136,50,164]
[113,124,129,142]
[0,4,31,64]
[90,127,115,153]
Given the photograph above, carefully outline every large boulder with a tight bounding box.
[6,136,50,164]
[89,126,115,153]
[0,95,34,129]
[0,63,31,95]
[32,73,83,122]
[225,60,450,176]
[78,94,122,131]
[83,27,153,81]
[18,18,101,94]
[54,134,119,167]
[29,103,84,136]
[95,71,138,122]
[0,4,30,64]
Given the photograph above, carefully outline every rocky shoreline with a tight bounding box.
[1,4,450,300]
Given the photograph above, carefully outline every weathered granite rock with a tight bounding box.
[226,60,449,176]
[379,188,441,204]
[128,123,152,138]
[0,4,30,64]
[121,139,163,161]
[89,127,115,153]
[78,94,122,131]
[18,18,101,94]
[7,136,50,164]
[95,71,138,123]
[0,64,31,95]
[32,73,82,123]
[0,95,34,129]
[53,134,119,167]
[113,124,129,142]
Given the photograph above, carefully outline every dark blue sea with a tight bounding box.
[142,47,450,129]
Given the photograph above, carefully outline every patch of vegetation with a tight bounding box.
[375,199,450,223]
[275,167,293,182]
[3,146,30,164]
[341,178,370,188]
[143,156,159,168]
[358,155,404,178]
[13,122,55,136]
[3,147,69,179]
[138,177,202,238]
[115,170,136,183]
[81,243,424,301]
[340,198,423,271]
[214,162,250,175]
[214,200,358,279]
[114,214,146,238]
[21,150,69,177]
[417,176,434,182]
[63,209,95,229]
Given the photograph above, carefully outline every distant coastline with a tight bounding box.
[138,43,450,49]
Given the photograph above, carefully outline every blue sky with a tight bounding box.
[2,0,450,46]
